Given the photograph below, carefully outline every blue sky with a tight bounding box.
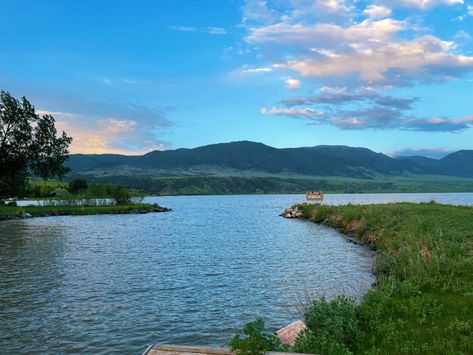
[1,0,472,157]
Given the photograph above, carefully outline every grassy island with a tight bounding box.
[0,203,171,220]
[232,202,473,355]
[0,177,171,220]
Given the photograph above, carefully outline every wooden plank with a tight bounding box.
[145,344,313,355]
[146,344,232,355]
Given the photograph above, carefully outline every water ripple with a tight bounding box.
[0,194,380,354]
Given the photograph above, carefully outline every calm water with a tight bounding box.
[2,193,472,354]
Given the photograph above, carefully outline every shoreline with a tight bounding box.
[0,204,172,221]
[278,201,473,354]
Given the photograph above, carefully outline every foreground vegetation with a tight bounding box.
[232,202,473,354]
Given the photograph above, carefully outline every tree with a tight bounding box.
[68,179,88,194]
[0,91,72,198]
[111,186,132,205]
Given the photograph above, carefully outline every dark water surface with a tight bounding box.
[3,193,470,354]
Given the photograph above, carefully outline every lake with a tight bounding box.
[1,193,472,354]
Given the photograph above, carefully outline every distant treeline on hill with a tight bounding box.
[86,176,398,195]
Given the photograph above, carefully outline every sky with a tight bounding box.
[0,0,472,158]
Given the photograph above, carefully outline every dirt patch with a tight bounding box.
[346,219,366,235]
[420,244,432,262]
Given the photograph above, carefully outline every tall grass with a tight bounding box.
[296,202,473,354]
[232,202,472,354]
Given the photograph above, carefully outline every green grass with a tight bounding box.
[295,202,473,354]
[0,204,156,219]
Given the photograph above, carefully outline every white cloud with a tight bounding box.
[248,18,473,83]
[170,25,198,32]
[241,66,273,74]
[285,78,301,90]
[247,18,406,47]
[241,0,473,132]
[242,0,277,25]
[454,30,472,41]
[261,106,323,118]
[288,0,356,21]
[206,27,227,35]
[280,35,473,81]
[380,0,463,9]
[170,26,226,35]
[364,5,392,18]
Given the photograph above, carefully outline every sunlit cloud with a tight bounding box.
[364,5,392,18]
[224,65,276,83]
[241,0,473,134]
[287,0,356,22]
[248,19,473,83]
[285,78,301,90]
[241,66,273,74]
[380,0,463,9]
[37,109,172,154]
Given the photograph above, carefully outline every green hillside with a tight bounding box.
[64,141,473,195]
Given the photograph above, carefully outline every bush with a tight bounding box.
[111,186,132,205]
[293,297,362,355]
[68,179,88,194]
[229,318,281,355]
[1,199,16,207]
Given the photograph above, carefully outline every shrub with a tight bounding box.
[1,199,17,206]
[293,296,362,355]
[229,318,281,355]
[68,179,88,194]
[111,186,132,205]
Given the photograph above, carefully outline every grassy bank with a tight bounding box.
[293,202,473,354]
[0,204,160,220]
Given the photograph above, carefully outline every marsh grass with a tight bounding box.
[295,202,473,354]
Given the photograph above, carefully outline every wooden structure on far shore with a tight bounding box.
[306,190,324,204]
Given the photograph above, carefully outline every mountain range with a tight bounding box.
[66,141,473,179]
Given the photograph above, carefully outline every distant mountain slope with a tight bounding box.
[439,151,473,177]
[66,141,473,179]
